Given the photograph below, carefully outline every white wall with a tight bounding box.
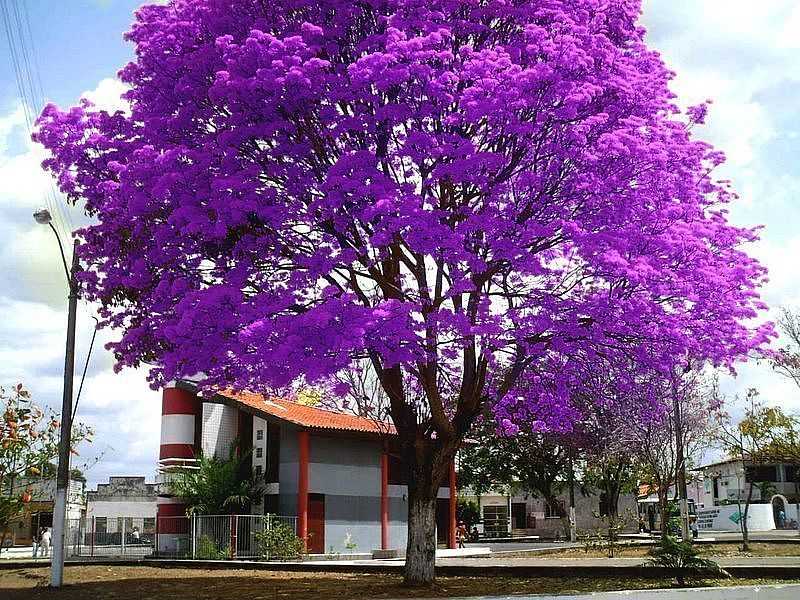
[86,500,157,519]
[696,503,775,531]
[201,402,238,458]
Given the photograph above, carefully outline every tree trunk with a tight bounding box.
[404,482,437,586]
[658,491,669,537]
[741,482,754,552]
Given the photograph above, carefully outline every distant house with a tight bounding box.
[464,484,638,539]
[157,381,457,554]
[1,477,84,546]
[635,479,705,533]
[693,458,800,531]
[86,476,158,540]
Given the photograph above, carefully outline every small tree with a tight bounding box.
[459,419,576,537]
[170,446,262,515]
[713,388,778,551]
[646,535,728,587]
[626,370,718,537]
[0,384,92,552]
[456,498,480,529]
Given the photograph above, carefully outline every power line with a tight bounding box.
[1,0,73,242]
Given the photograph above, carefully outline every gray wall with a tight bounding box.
[277,427,409,553]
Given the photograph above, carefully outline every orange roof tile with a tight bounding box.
[220,390,395,436]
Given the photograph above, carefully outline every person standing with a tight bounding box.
[456,521,468,549]
[32,527,42,558]
[39,527,52,558]
[778,508,786,529]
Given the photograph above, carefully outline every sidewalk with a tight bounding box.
[405,584,800,600]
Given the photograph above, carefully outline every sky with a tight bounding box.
[1,0,799,489]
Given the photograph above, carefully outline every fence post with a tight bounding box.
[230,514,237,559]
[91,516,95,557]
[121,518,126,555]
[155,514,159,557]
[191,514,196,559]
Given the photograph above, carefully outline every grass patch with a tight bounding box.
[0,565,795,600]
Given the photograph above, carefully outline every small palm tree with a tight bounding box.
[646,535,728,587]
[170,444,262,515]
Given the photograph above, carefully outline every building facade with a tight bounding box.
[85,476,158,539]
[694,458,800,531]
[465,485,638,539]
[157,382,456,554]
[2,478,84,546]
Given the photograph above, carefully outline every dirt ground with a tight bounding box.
[0,565,793,600]
[499,542,800,559]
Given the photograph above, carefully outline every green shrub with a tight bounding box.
[646,535,728,586]
[195,534,230,560]
[256,520,305,560]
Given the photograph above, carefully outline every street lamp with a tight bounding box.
[33,208,78,588]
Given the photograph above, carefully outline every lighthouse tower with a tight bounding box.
[156,382,201,553]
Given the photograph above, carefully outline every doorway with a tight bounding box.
[436,498,451,545]
[307,494,325,553]
[511,503,527,529]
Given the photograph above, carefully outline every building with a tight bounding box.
[85,476,158,540]
[636,478,705,533]
[693,458,800,531]
[2,477,85,546]
[465,485,638,539]
[157,381,457,554]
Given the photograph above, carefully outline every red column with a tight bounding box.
[448,460,457,549]
[380,451,389,549]
[297,430,310,545]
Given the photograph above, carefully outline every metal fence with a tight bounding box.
[65,514,297,560]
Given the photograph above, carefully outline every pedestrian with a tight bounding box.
[456,521,468,549]
[690,515,699,539]
[40,527,52,558]
[777,508,786,529]
[131,526,141,543]
[32,527,42,558]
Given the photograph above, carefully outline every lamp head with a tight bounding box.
[33,208,52,225]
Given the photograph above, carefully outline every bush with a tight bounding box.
[646,535,728,586]
[457,498,481,529]
[256,520,305,560]
[195,535,230,560]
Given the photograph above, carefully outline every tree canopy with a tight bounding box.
[34,0,772,583]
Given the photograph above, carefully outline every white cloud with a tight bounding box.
[643,1,800,410]
[80,77,129,113]
[0,78,160,487]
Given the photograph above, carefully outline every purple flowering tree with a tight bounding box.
[35,0,772,583]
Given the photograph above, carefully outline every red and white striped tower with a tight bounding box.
[156,383,201,548]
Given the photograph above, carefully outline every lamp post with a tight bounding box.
[33,208,78,588]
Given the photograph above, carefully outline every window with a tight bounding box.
[746,465,778,483]
[143,517,155,533]
[256,429,264,441]
[482,505,509,536]
[256,447,263,458]
[544,499,565,519]
[95,517,107,534]
[255,465,263,478]
[116,517,123,533]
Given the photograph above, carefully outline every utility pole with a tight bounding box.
[34,209,78,587]
[568,450,576,543]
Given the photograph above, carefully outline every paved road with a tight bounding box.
[397,584,800,600]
